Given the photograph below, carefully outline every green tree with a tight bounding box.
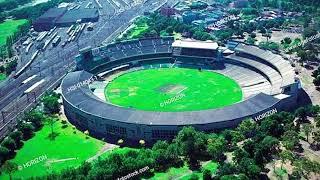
[306,105,320,117]
[152,141,181,171]
[297,50,308,64]
[18,122,35,140]
[279,150,294,169]
[303,27,317,39]
[237,119,257,138]
[217,163,238,177]
[233,147,249,164]
[8,130,23,148]
[315,116,320,128]
[312,130,320,146]
[254,136,280,163]
[250,33,256,38]
[281,130,300,150]
[207,135,226,161]
[289,169,302,180]
[4,60,17,75]
[189,173,199,180]
[215,29,233,41]
[1,137,16,154]
[47,116,57,140]
[165,26,174,35]
[0,146,10,163]
[174,127,205,170]
[302,123,313,143]
[283,37,292,44]
[42,92,60,115]
[238,158,261,178]
[259,117,284,137]
[202,169,211,180]
[1,161,18,180]
[24,110,45,130]
[243,140,255,156]
[230,130,245,144]
[245,37,255,45]
[259,41,279,51]
[313,76,320,87]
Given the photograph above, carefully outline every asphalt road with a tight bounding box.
[0,0,179,139]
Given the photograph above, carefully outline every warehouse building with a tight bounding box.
[33,8,99,31]
[33,8,67,31]
[55,9,99,27]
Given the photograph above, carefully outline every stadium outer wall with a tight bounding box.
[61,38,300,144]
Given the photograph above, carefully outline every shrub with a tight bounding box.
[18,122,35,140]
[24,110,45,130]
[0,146,10,164]
[1,137,16,153]
[203,169,211,180]
[189,173,199,180]
[9,130,23,148]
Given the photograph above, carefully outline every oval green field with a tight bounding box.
[105,68,243,112]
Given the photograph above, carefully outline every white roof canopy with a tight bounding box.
[172,39,218,50]
[24,79,45,93]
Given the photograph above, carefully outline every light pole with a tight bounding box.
[1,111,6,124]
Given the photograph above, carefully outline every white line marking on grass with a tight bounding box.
[47,158,78,164]
[176,87,187,95]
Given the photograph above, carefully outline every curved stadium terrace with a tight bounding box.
[61,37,300,143]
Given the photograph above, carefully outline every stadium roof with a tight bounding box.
[61,71,282,126]
[172,39,219,50]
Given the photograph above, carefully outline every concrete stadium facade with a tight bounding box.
[61,37,300,143]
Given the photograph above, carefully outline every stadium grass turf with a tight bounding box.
[105,68,242,112]
[0,120,104,179]
[0,19,28,46]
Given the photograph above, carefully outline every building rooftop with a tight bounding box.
[172,39,219,50]
[56,9,99,24]
[38,7,67,19]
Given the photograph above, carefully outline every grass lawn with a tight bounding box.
[118,16,149,40]
[282,38,302,52]
[173,32,182,40]
[0,120,104,179]
[0,73,6,82]
[274,168,287,178]
[149,161,218,180]
[105,68,242,112]
[203,161,219,174]
[127,23,149,39]
[240,14,257,21]
[98,147,137,160]
[0,19,28,46]
[148,164,191,180]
